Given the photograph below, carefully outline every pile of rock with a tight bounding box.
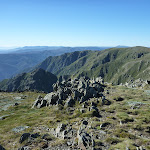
[32,76,105,108]
[123,78,150,88]
[77,125,95,150]
[48,120,95,150]
[17,120,97,150]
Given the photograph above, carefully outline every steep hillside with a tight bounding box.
[0,68,57,93]
[0,46,108,81]
[37,46,150,84]
[36,50,93,74]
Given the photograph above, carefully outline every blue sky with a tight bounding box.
[0,0,150,47]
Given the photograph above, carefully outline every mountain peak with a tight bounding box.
[0,69,57,93]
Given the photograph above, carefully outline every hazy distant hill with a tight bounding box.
[0,46,110,80]
[36,46,150,84]
[0,68,57,93]
[0,46,111,54]
[0,51,52,81]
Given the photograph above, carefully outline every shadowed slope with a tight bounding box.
[0,68,57,93]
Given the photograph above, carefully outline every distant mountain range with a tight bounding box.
[0,45,129,54]
[0,46,112,54]
[0,46,113,80]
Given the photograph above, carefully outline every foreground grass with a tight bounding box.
[0,85,150,150]
[102,86,150,149]
[0,92,47,149]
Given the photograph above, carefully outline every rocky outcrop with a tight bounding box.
[122,78,150,88]
[32,76,105,108]
[32,95,47,108]
[76,120,96,150]
[30,76,110,149]
[47,120,95,150]
[77,131,92,150]
[55,123,67,139]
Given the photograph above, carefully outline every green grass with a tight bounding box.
[0,84,150,149]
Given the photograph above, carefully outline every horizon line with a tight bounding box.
[0,45,150,50]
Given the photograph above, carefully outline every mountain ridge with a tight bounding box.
[0,46,111,80]
[36,46,150,84]
[0,68,57,93]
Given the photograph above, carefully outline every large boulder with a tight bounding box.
[65,96,75,107]
[55,123,66,138]
[44,92,59,106]
[32,95,47,108]
[19,133,30,143]
[77,129,94,150]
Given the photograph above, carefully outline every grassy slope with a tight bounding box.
[37,50,93,75]
[51,46,150,84]
[36,46,150,84]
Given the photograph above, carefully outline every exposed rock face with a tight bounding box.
[0,145,5,150]
[55,123,67,139]
[76,120,96,150]
[32,76,105,108]
[77,131,92,150]
[0,68,57,93]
